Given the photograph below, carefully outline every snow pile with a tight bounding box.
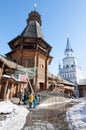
[66,102,86,130]
[37,97,72,108]
[0,101,29,130]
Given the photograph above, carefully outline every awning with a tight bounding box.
[56,83,64,87]
[64,86,75,91]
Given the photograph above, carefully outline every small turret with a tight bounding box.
[58,62,61,69]
[27,10,42,26]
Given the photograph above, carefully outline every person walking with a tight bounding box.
[33,94,38,108]
[19,89,23,104]
[24,92,28,104]
[28,93,34,108]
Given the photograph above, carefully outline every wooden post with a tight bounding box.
[0,62,5,83]
[10,83,14,98]
[45,57,48,90]
[4,80,8,100]
[34,52,38,92]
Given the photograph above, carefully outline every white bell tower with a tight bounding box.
[58,37,83,83]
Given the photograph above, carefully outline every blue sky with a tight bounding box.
[0,0,86,77]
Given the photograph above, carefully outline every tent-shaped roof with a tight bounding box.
[21,10,44,39]
[21,20,44,39]
[65,37,73,53]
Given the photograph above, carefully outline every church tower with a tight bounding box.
[58,37,83,83]
[6,8,52,91]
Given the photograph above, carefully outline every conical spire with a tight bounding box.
[64,37,74,57]
[65,37,73,53]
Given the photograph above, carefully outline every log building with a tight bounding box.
[0,9,75,100]
[6,10,53,92]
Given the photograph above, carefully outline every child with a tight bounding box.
[28,93,34,108]
[33,94,38,108]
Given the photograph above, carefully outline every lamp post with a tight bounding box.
[75,81,79,98]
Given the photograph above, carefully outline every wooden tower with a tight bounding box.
[6,9,52,92]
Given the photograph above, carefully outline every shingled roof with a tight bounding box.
[0,55,23,69]
[21,10,44,39]
[21,20,44,39]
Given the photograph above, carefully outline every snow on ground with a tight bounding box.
[0,98,86,130]
[66,99,86,130]
[0,101,29,130]
[37,96,73,108]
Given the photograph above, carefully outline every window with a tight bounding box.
[71,64,74,67]
[66,65,69,68]
[13,59,17,63]
[26,59,32,67]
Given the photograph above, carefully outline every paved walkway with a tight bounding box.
[0,94,83,130]
[21,101,77,130]
[10,96,81,130]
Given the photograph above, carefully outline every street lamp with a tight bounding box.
[75,81,79,98]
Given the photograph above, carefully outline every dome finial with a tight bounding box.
[34,3,37,11]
